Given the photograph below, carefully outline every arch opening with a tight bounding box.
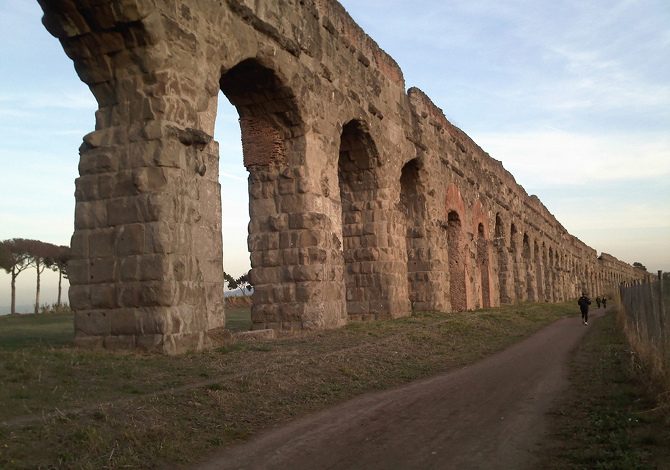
[494,215,509,304]
[510,223,522,302]
[523,234,534,301]
[400,158,425,310]
[534,240,544,301]
[447,210,467,311]
[338,120,380,320]
[218,58,305,330]
[477,222,491,308]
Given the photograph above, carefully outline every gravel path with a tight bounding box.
[195,309,604,470]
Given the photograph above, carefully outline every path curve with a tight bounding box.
[196,309,606,470]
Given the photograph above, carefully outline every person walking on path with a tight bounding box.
[578,293,591,325]
[602,296,607,308]
[596,296,601,308]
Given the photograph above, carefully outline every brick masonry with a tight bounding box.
[38,0,647,353]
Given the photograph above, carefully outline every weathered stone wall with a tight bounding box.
[39,0,646,353]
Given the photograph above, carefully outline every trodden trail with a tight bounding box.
[195,308,607,470]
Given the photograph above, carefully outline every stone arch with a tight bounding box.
[471,200,490,308]
[447,210,467,311]
[534,240,544,301]
[510,223,522,302]
[219,58,310,331]
[338,119,381,320]
[542,244,551,302]
[548,247,555,302]
[494,214,510,304]
[477,222,492,308]
[399,158,425,311]
[219,59,303,167]
[523,234,535,301]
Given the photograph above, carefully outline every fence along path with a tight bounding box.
[619,271,668,388]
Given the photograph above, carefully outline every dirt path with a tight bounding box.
[195,309,606,470]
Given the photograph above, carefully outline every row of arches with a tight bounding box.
[43,0,648,352]
[217,58,636,324]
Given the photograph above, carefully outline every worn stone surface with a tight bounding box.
[39,0,646,353]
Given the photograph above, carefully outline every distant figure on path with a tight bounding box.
[595,296,601,308]
[578,293,591,325]
[602,296,607,308]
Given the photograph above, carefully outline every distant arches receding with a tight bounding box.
[447,210,467,311]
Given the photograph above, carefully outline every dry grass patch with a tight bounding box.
[1,302,572,469]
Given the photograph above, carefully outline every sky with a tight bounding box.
[1,0,668,312]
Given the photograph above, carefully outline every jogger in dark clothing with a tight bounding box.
[578,293,591,325]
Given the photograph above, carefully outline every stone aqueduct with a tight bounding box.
[39,0,645,353]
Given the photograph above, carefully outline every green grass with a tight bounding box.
[539,310,670,469]
[224,306,252,332]
[0,312,74,350]
[0,302,576,469]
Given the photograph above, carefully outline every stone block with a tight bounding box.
[235,329,276,341]
[89,229,116,257]
[89,258,116,283]
[249,267,281,285]
[75,310,111,336]
[145,221,172,254]
[139,281,177,307]
[108,198,142,225]
[73,335,104,349]
[249,198,277,219]
[135,334,165,352]
[133,167,168,193]
[75,201,107,230]
[74,175,99,201]
[279,195,305,213]
[288,212,327,230]
[251,303,279,323]
[90,284,117,309]
[279,303,306,321]
[70,231,89,259]
[68,260,91,286]
[103,335,137,350]
[268,214,289,232]
[262,249,282,267]
[120,256,140,281]
[138,254,171,281]
[116,223,145,255]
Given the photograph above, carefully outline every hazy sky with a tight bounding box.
[1,0,668,311]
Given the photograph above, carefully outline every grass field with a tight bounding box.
[2,302,665,468]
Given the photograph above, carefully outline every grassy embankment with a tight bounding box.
[5,301,668,468]
[1,302,573,468]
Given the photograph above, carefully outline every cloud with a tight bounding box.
[476,130,670,186]
[219,171,247,182]
[0,90,96,112]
